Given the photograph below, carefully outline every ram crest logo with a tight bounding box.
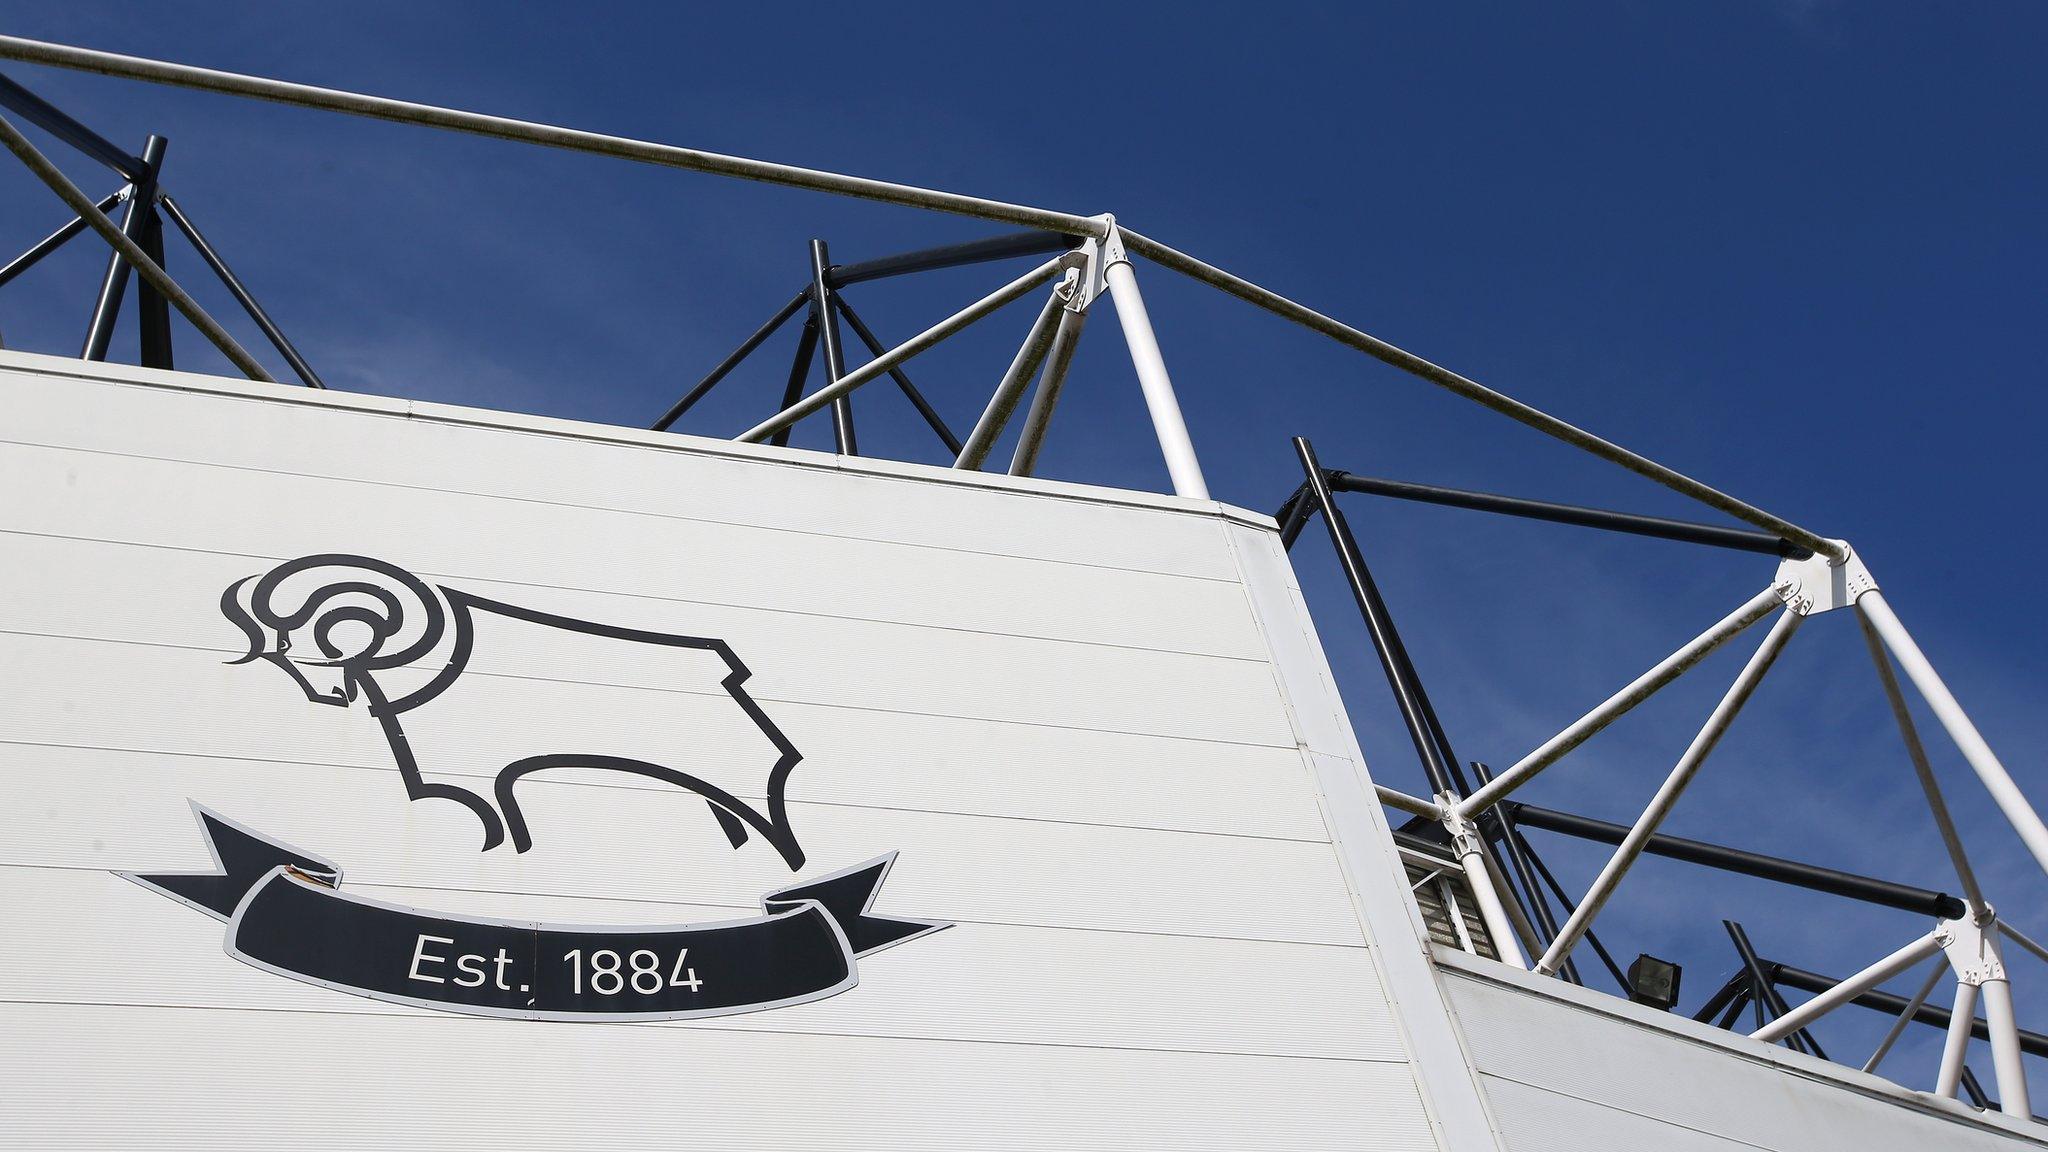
[220,554,806,870]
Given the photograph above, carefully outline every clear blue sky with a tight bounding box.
[1,1,2042,1085]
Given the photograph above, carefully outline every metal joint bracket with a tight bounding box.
[1942,913,2008,986]
[1773,541,1872,616]
[1095,213,1128,269]
[1063,236,1102,312]
[1440,799,1486,859]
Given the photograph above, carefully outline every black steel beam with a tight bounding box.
[1275,482,1314,549]
[1770,962,2048,1059]
[827,229,1079,288]
[157,194,324,387]
[1727,921,1824,1057]
[0,186,123,288]
[1693,971,1749,1024]
[651,290,807,430]
[0,71,145,180]
[1295,437,1457,797]
[133,184,172,369]
[809,239,856,455]
[831,293,964,455]
[1475,763,1580,986]
[1508,802,1967,920]
[1513,827,1635,995]
[770,317,818,449]
[80,134,164,361]
[1326,471,1804,558]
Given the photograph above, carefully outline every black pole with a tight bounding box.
[133,174,172,370]
[1514,827,1635,996]
[1509,802,1966,920]
[1275,483,1315,549]
[827,228,1078,288]
[832,293,964,455]
[770,318,818,449]
[0,187,124,289]
[156,194,324,388]
[1325,471,1804,558]
[1961,1067,1992,1110]
[1715,987,1755,1030]
[81,134,165,361]
[1294,437,1457,797]
[1692,971,1748,1024]
[0,71,145,180]
[1725,921,1825,1058]
[809,239,856,455]
[1768,962,2048,1059]
[1475,763,1580,986]
[650,290,806,430]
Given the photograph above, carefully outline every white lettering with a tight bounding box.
[408,934,453,984]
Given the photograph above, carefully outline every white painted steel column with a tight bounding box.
[1455,585,1784,819]
[1535,607,1803,975]
[1099,224,1209,500]
[1444,802,1528,969]
[1858,590,2048,880]
[1981,976,2032,1117]
[1750,930,1946,1044]
[1936,980,1980,1099]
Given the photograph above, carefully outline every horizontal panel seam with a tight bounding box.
[0,737,1332,845]
[0,524,1268,663]
[0,434,1249,586]
[0,860,1372,950]
[1474,1071,1786,1152]
[0,996,1410,1066]
[0,628,1300,749]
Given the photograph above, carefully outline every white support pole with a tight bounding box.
[1936,980,1981,1099]
[1455,585,1784,820]
[954,277,1070,470]
[1443,803,1528,969]
[1857,589,2048,880]
[1856,609,1988,910]
[1008,300,1089,477]
[1981,976,2032,1117]
[2002,921,2048,967]
[1099,223,1209,500]
[1535,608,1803,975]
[1862,958,1947,1074]
[738,253,1072,444]
[1376,784,1444,819]
[1751,930,1947,1044]
[1482,842,1546,962]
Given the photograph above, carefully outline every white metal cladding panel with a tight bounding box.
[0,1003,1443,1151]
[0,527,1293,746]
[1,743,1365,946]
[0,632,1325,841]
[0,437,1266,661]
[1468,1076,1764,1152]
[0,357,1244,580]
[0,357,1445,1149]
[1441,965,2046,1152]
[0,867,1398,1061]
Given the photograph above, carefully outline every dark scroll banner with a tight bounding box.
[124,805,944,1021]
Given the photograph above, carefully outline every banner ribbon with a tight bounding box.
[125,804,946,1021]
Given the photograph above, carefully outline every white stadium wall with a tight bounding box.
[0,351,1488,1150]
[5,350,2039,1152]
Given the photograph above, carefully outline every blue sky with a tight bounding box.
[1,2,2043,1088]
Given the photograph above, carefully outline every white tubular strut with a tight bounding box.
[1857,587,2048,882]
[1535,607,1804,976]
[1099,221,1208,500]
